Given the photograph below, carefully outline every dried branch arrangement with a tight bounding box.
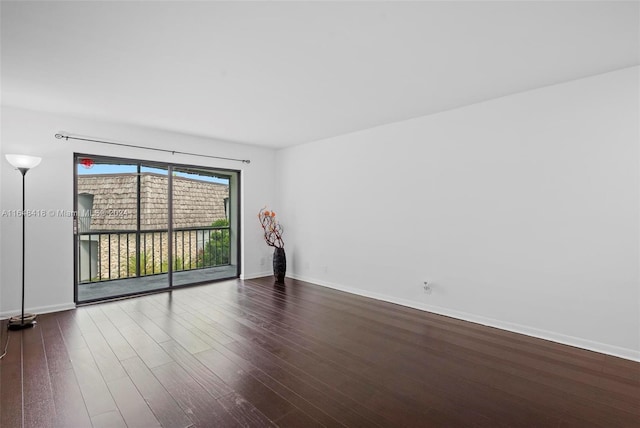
[258,207,284,249]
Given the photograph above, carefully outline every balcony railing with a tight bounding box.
[77,226,230,283]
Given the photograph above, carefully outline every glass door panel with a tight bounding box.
[76,157,140,302]
[171,167,238,286]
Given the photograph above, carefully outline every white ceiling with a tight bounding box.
[1,1,638,148]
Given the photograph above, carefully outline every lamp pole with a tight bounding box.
[18,168,28,328]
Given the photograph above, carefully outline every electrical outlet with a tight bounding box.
[423,281,432,295]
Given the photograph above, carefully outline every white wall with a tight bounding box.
[277,67,640,360]
[0,106,277,317]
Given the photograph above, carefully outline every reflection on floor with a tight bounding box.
[77,265,237,302]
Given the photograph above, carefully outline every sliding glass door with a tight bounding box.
[74,154,240,303]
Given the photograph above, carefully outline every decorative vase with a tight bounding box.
[273,247,286,283]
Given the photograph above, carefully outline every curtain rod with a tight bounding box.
[54,132,251,164]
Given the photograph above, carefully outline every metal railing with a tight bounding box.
[77,226,230,283]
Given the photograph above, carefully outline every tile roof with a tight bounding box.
[77,173,229,231]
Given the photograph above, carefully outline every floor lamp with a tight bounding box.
[5,154,42,330]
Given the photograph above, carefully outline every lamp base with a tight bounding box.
[7,313,37,330]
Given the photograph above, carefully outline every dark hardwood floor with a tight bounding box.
[1,277,639,427]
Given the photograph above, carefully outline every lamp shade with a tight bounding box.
[5,154,42,170]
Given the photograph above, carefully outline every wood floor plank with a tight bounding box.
[112,317,174,369]
[248,277,605,369]
[142,310,211,354]
[120,356,193,428]
[194,340,370,428]
[221,338,409,428]
[158,339,234,398]
[245,280,633,420]
[0,359,23,428]
[217,390,280,428]
[49,368,93,428]
[66,346,119,418]
[0,326,23,428]
[22,326,54,407]
[207,288,501,426]
[75,308,128,382]
[192,346,299,423]
[199,299,478,428]
[24,399,56,428]
[197,288,383,375]
[90,410,127,428]
[87,306,137,361]
[3,277,639,427]
[19,325,57,428]
[242,278,640,424]
[151,360,242,427]
[172,310,239,346]
[40,315,73,375]
[242,280,594,382]
[158,339,280,425]
[273,409,326,428]
[196,276,640,426]
[125,310,173,343]
[106,376,162,428]
[56,310,88,352]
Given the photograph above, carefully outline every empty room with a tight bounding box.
[1,1,638,427]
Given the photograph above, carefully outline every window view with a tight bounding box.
[75,155,239,303]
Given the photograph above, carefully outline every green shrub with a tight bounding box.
[198,219,230,267]
[128,251,154,276]
[128,251,183,276]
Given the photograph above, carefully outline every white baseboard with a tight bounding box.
[288,273,640,363]
[242,271,274,280]
[1,302,76,320]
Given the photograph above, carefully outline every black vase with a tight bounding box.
[273,247,286,283]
